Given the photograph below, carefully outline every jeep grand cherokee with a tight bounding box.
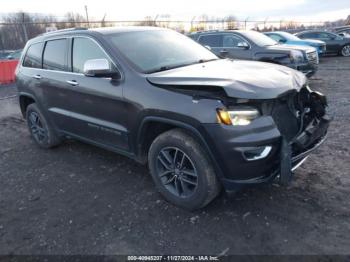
[16,27,330,210]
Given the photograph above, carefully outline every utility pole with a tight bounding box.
[21,12,28,44]
[245,17,249,30]
[85,5,90,27]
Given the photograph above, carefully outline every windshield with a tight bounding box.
[106,30,218,73]
[277,32,301,41]
[242,31,278,46]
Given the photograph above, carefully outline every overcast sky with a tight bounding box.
[1,0,349,21]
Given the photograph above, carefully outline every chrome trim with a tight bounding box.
[245,146,272,161]
[291,156,308,171]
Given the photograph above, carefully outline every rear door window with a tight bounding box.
[43,39,68,71]
[23,42,44,68]
[198,34,223,47]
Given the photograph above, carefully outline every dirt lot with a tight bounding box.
[0,57,349,256]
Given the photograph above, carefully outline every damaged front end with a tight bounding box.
[260,85,330,185]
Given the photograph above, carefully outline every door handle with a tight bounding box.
[33,74,42,80]
[66,80,79,86]
[219,50,228,58]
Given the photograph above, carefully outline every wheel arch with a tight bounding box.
[18,92,36,118]
[136,116,224,179]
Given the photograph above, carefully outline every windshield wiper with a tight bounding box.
[147,59,219,74]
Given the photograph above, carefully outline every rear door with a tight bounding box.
[197,34,224,57]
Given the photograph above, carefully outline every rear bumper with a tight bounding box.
[202,114,330,192]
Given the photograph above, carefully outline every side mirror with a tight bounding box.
[237,42,249,49]
[279,39,287,43]
[204,45,212,50]
[83,58,119,78]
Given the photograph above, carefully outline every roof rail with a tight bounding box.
[40,27,88,36]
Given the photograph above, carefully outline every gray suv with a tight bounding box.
[189,30,319,77]
[16,27,329,210]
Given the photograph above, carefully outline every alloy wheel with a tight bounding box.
[341,45,350,57]
[28,111,47,143]
[156,147,198,198]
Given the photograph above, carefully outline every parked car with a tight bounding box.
[189,30,319,77]
[295,30,350,57]
[6,49,22,60]
[0,50,14,60]
[264,31,326,55]
[16,27,330,209]
[332,26,350,37]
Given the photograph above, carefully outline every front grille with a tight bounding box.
[306,51,319,64]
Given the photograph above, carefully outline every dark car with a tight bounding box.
[188,30,319,77]
[333,26,350,37]
[16,27,330,209]
[264,31,326,55]
[295,30,350,57]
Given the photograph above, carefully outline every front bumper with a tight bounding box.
[202,114,330,192]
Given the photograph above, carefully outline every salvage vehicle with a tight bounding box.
[295,30,350,57]
[188,30,319,77]
[264,31,326,55]
[16,27,330,209]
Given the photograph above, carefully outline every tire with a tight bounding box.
[26,103,62,148]
[341,44,350,57]
[148,129,221,210]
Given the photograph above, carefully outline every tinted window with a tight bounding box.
[72,38,110,73]
[198,34,223,47]
[43,39,67,71]
[300,32,320,39]
[23,43,43,68]
[223,34,248,47]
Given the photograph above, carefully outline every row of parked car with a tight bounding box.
[188,27,350,77]
[0,49,22,60]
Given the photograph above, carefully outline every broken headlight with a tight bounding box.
[217,108,260,126]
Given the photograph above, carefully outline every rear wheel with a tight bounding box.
[148,129,221,210]
[26,103,62,148]
[341,44,350,57]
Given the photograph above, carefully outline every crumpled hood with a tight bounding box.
[147,59,307,99]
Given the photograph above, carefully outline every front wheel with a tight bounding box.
[148,129,221,210]
[341,44,350,57]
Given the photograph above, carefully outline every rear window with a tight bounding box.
[198,34,223,47]
[23,42,44,68]
[43,39,67,71]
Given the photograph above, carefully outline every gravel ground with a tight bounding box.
[0,57,349,255]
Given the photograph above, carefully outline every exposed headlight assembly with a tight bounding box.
[217,108,260,126]
[289,50,305,63]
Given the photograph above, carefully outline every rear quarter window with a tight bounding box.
[23,42,44,68]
